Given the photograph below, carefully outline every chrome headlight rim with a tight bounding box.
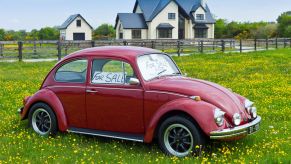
[233,113,242,126]
[214,108,225,127]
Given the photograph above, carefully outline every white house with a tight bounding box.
[59,14,93,41]
[115,0,215,40]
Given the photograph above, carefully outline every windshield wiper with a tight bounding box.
[157,69,167,76]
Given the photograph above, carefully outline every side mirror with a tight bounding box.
[129,78,140,86]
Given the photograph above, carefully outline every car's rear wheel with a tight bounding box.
[28,103,57,136]
[157,115,205,157]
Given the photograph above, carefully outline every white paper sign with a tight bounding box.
[92,72,126,84]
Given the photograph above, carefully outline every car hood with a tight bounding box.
[147,76,249,123]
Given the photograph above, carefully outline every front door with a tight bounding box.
[86,58,144,134]
[73,33,85,40]
[51,59,88,128]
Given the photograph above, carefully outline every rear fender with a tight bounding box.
[144,98,225,143]
[21,89,68,132]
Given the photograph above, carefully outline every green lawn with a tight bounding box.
[0,49,290,163]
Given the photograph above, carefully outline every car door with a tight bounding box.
[50,59,88,128]
[86,58,144,134]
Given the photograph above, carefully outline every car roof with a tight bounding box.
[62,46,161,61]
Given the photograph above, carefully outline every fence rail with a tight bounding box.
[0,38,290,61]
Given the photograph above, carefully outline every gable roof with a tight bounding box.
[59,14,93,29]
[115,13,148,29]
[133,0,215,23]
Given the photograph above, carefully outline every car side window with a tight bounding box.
[55,59,88,83]
[91,59,136,85]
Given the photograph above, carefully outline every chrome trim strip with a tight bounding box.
[47,86,86,89]
[67,130,144,142]
[87,86,143,91]
[210,116,261,140]
[146,90,188,98]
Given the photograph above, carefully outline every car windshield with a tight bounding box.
[137,54,181,81]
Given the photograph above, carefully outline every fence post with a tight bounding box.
[151,41,155,49]
[200,40,204,53]
[0,43,3,57]
[266,38,269,50]
[91,40,95,47]
[33,40,37,55]
[57,41,62,61]
[290,39,291,48]
[239,39,242,53]
[284,39,287,48]
[177,40,181,57]
[221,40,225,53]
[275,38,278,49]
[212,41,215,51]
[254,38,257,51]
[18,41,23,61]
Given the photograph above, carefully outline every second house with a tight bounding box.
[115,0,215,40]
[59,14,93,41]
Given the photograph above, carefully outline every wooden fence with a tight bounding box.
[0,38,290,61]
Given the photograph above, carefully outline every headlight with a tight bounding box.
[233,113,241,126]
[214,108,225,127]
[244,99,257,118]
[251,107,257,118]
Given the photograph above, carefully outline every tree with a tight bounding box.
[0,29,5,41]
[215,19,227,38]
[285,25,291,37]
[26,29,39,40]
[38,27,59,40]
[94,24,115,40]
[277,11,291,37]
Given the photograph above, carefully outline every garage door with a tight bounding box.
[73,33,85,40]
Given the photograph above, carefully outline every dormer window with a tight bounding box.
[196,14,205,20]
[76,20,81,27]
[168,13,176,20]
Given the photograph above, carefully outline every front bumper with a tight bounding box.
[210,116,261,140]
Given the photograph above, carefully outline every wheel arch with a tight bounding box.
[21,89,68,132]
[144,98,222,143]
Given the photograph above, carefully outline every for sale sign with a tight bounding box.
[92,72,126,84]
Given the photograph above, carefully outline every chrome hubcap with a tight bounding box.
[164,124,194,157]
[32,108,51,136]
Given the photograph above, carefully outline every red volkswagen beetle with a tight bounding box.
[19,46,261,157]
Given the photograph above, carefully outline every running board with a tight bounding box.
[68,127,144,142]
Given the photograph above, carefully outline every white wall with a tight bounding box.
[64,16,92,40]
[134,5,143,13]
[206,24,215,38]
[194,7,206,17]
[148,1,179,39]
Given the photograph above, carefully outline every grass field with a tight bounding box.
[0,49,290,163]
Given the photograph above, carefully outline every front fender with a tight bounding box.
[21,88,68,132]
[144,98,225,143]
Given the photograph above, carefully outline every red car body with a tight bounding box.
[19,46,261,144]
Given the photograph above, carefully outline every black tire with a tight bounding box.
[28,103,58,136]
[157,115,205,157]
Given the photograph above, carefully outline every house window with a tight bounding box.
[132,30,141,39]
[76,20,81,27]
[119,33,123,39]
[158,29,172,39]
[196,14,205,20]
[195,29,207,38]
[168,13,176,20]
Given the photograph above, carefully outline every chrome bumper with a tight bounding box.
[210,116,261,140]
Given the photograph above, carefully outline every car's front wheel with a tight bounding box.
[157,115,205,157]
[28,103,58,136]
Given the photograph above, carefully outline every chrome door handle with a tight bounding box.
[86,89,99,93]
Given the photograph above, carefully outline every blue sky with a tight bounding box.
[0,0,290,31]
